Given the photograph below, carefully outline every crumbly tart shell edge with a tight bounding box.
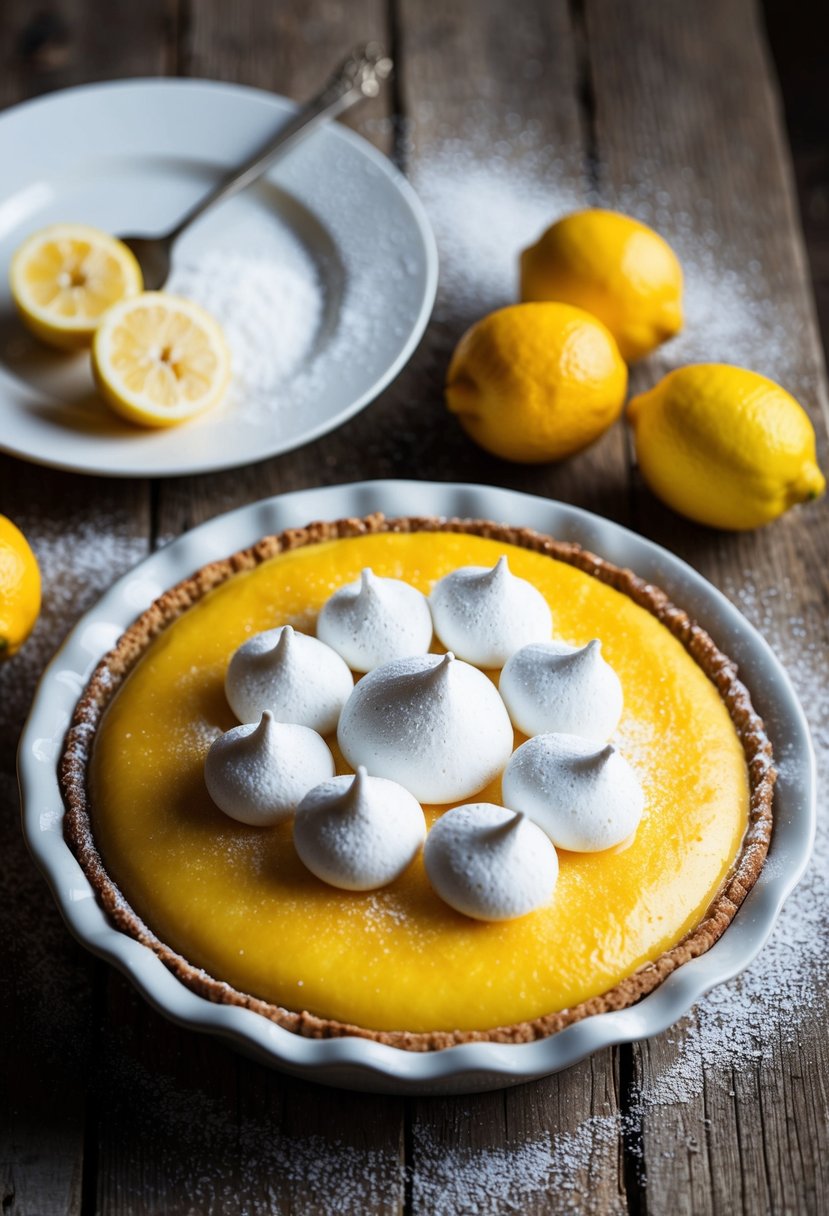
[60,512,776,1052]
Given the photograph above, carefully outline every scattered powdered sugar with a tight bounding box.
[0,508,147,743]
[632,574,829,1110]
[414,138,807,394]
[67,1018,626,1216]
[411,1117,624,1216]
[414,144,583,329]
[168,247,324,393]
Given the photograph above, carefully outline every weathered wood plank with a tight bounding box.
[584,0,829,1211]
[91,972,405,1216]
[0,0,172,105]
[0,470,152,1216]
[762,0,829,356]
[0,3,164,1212]
[407,1053,625,1215]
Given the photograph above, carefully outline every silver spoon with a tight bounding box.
[119,43,393,291]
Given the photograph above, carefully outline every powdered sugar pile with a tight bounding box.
[168,246,324,392]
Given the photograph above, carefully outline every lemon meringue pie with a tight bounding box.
[61,514,774,1049]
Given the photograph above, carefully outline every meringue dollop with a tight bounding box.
[499,639,623,739]
[337,651,514,804]
[424,804,559,921]
[225,624,354,734]
[502,733,644,852]
[294,766,427,891]
[316,567,433,673]
[204,711,335,826]
[429,556,552,668]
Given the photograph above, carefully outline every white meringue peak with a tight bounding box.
[499,639,623,740]
[337,651,514,804]
[429,556,552,668]
[424,804,559,921]
[502,732,644,852]
[225,624,354,735]
[316,567,433,673]
[293,766,426,891]
[204,711,335,827]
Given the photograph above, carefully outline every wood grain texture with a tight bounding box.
[763,0,829,374]
[89,973,404,1215]
[584,1,829,1212]
[0,5,158,1214]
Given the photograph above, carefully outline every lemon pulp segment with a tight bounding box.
[92,293,230,428]
[10,224,143,349]
[90,531,749,1033]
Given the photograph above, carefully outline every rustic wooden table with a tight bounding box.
[2,1,827,1212]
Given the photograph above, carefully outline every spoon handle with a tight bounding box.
[166,42,393,243]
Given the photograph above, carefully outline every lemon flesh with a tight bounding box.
[10,223,143,350]
[0,515,41,658]
[520,209,683,362]
[92,293,231,429]
[446,302,628,463]
[628,363,826,530]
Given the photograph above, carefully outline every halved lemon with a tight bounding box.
[92,292,231,428]
[10,223,143,349]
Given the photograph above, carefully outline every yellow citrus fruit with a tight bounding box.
[92,293,231,428]
[445,302,628,463]
[628,364,826,530]
[10,223,143,350]
[0,515,41,658]
[520,209,683,362]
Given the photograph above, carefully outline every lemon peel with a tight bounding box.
[520,209,683,362]
[628,363,825,530]
[92,292,231,429]
[445,302,627,463]
[10,223,142,349]
[0,515,41,658]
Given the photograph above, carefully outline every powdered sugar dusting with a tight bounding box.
[416,138,805,389]
[414,144,583,328]
[411,1116,624,1216]
[634,574,828,1110]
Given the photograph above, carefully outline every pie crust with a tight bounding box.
[61,513,776,1051]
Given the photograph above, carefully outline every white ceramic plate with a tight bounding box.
[0,81,437,477]
[19,482,815,1094]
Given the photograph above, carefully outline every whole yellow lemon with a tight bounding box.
[628,364,826,530]
[0,514,41,657]
[520,209,683,362]
[446,302,628,463]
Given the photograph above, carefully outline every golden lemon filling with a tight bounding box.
[90,531,749,1034]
